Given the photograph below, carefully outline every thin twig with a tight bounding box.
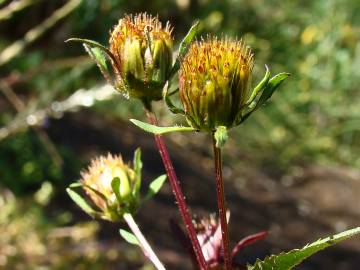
[144,106,208,270]
[0,0,42,21]
[212,134,231,270]
[123,213,166,270]
[0,0,82,66]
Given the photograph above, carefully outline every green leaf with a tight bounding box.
[69,182,83,188]
[163,82,184,115]
[168,20,199,79]
[247,65,271,107]
[83,44,113,85]
[145,174,167,201]
[214,126,228,148]
[133,148,142,196]
[119,229,140,246]
[111,177,122,202]
[65,38,111,56]
[255,72,290,110]
[247,227,360,270]
[66,188,100,217]
[130,119,195,134]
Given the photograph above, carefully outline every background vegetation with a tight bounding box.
[0,0,359,269]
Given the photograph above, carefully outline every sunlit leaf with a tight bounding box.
[66,188,100,217]
[255,72,290,110]
[133,148,142,196]
[168,20,199,79]
[247,227,360,270]
[119,229,140,246]
[130,119,195,134]
[145,174,167,201]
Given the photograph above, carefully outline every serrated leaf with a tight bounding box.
[133,148,142,196]
[168,20,199,79]
[255,72,290,110]
[119,229,140,246]
[66,188,100,217]
[130,119,195,134]
[247,227,360,270]
[145,174,167,201]
[214,126,228,148]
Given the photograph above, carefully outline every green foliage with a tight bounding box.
[144,174,167,201]
[119,228,140,246]
[130,119,195,134]
[248,227,360,270]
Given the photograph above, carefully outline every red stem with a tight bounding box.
[145,108,208,270]
[212,134,232,270]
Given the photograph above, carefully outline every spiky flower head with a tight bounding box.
[109,13,173,101]
[80,153,140,221]
[179,37,254,131]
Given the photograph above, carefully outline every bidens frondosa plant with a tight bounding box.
[67,149,167,270]
[68,12,360,270]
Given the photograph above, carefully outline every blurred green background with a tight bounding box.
[0,0,359,269]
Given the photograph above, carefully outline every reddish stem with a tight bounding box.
[212,134,232,270]
[145,107,208,270]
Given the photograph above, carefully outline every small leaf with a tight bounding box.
[247,227,360,270]
[111,177,122,202]
[247,65,271,107]
[214,126,228,148]
[119,229,140,246]
[130,119,195,134]
[145,174,167,201]
[133,148,142,196]
[83,44,113,85]
[65,38,111,56]
[66,188,99,217]
[69,182,83,188]
[168,20,199,79]
[163,82,184,115]
[255,72,290,110]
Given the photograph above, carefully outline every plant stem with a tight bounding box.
[123,213,166,270]
[144,106,208,270]
[212,134,232,270]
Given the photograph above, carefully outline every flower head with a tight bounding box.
[109,13,173,101]
[179,37,254,131]
[80,153,140,221]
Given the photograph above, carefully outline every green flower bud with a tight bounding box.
[179,37,254,131]
[80,153,139,221]
[109,13,173,102]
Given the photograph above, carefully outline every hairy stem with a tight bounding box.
[144,106,208,270]
[212,134,232,270]
[123,213,166,270]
